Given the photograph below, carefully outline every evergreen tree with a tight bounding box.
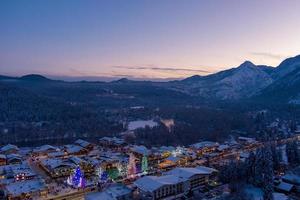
[271,143,282,171]
[246,152,256,183]
[141,155,148,174]
[261,146,274,200]
[286,141,300,166]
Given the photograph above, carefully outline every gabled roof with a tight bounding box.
[34,145,58,153]
[1,144,19,152]
[41,158,75,169]
[131,145,149,155]
[190,141,219,149]
[65,145,84,154]
[75,139,92,148]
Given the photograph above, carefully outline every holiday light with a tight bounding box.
[67,166,85,188]
[127,153,137,178]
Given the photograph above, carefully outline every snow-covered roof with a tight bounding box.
[165,156,180,163]
[196,166,218,174]
[48,151,65,158]
[190,141,219,149]
[239,152,250,159]
[41,158,75,169]
[159,146,175,152]
[6,154,22,162]
[275,182,294,192]
[86,184,131,200]
[134,175,185,192]
[69,156,87,165]
[0,162,36,177]
[65,145,84,154]
[282,173,300,185]
[217,144,229,151]
[34,145,57,153]
[238,136,256,143]
[5,179,46,197]
[0,154,6,159]
[273,193,288,200]
[1,144,19,152]
[74,139,92,148]
[86,192,114,200]
[131,145,149,155]
[165,167,215,179]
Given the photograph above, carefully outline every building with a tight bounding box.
[0,144,19,155]
[64,144,87,156]
[134,175,185,200]
[40,158,76,178]
[158,156,186,170]
[165,167,217,192]
[190,141,219,155]
[6,154,22,165]
[32,145,58,156]
[85,184,132,200]
[74,139,94,151]
[0,154,6,166]
[5,179,48,200]
[0,162,37,181]
[99,137,127,150]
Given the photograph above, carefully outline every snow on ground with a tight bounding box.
[244,185,288,200]
[273,193,288,200]
[127,120,158,131]
[244,185,263,200]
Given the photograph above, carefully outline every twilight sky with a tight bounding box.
[1,0,300,80]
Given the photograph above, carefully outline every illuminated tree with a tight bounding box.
[108,168,119,180]
[127,153,137,178]
[142,155,148,174]
[67,166,85,188]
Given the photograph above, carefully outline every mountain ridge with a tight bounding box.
[1,54,300,102]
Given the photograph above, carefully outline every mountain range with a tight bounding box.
[1,54,300,104]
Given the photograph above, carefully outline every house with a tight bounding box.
[134,175,185,200]
[32,145,58,156]
[85,184,132,200]
[69,156,94,174]
[0,162,37,181]
[74,139,94,151]
[99,137,127,150]
[165,167,218,192]
[0,144,19,155]
[190,141,219,155]
[64,144,87,155]
[0,154,6,166]
[196,166,218,180]
[282,173,300,186]
[6,154,22,165]
[158,156,186,169]
[130,145,150,157]
[5,179,48,200]
[40,158,76,178]
[274,181,294,194]
[238,137,257,145]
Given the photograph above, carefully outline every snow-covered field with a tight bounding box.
[127,120,158,131]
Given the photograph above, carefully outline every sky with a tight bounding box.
[1,0,300,81]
